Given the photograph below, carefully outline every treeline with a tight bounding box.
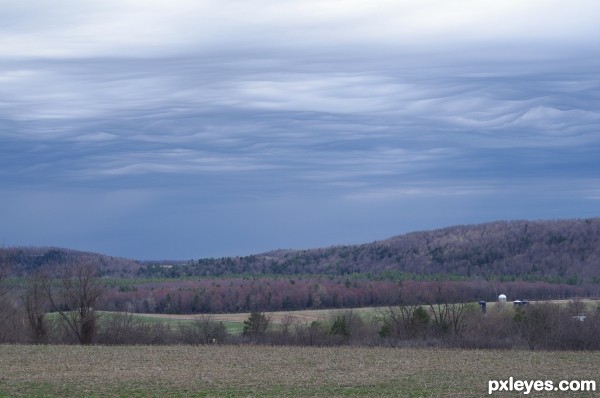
[2,218,599,284]
[138,218,600,283]
[101,278,600,314]
[3,255,600,350]
[0,247,141,277]
[4,294,600,351]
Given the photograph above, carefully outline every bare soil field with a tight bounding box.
[1,345,598,397]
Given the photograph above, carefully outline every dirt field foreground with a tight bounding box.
[0,345,598,397]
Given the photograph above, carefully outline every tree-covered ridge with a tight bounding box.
[0,247,142,277]
[2,218,600,315]
[2,218,599,284]
[141,218,600,283]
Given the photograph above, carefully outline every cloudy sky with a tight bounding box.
[1,1,599,259]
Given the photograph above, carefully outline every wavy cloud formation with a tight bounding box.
[0,1,599,258]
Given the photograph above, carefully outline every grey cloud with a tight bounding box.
[2,62,598,193]
[1,1,599,257]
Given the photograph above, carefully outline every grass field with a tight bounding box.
[132,299,600,333]
[129,306,382,334]
[1,345,598,397]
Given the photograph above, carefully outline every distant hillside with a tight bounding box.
[139,218,600,283]
[4,218,600,313]
[3,218,600,284]
[0,247,142,277]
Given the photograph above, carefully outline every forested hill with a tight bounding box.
[3,218,600,283]
[141,218,600,283]
[0,247,142,277]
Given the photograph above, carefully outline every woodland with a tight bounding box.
[2,218,599,314]
[1,218,600,348]
[1,218,599,314]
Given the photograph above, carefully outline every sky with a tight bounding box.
[1,0,599,260]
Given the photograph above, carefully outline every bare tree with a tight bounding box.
[46,263,104,345]
[378,304,429,339]
[180,315,227,345]
[0,249,18,332]
[428,302,450,336]
[97,307,137,345]
[275,314,297,344]
[447,302,476,336]
[294,320,327,346]
[24,271,51,344]
[514,303,558,350]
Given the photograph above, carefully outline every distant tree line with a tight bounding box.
[0,246,139,278]
[4,263,600,351]
[2,218,599,285]
[137,218,600,283]
[100,277,600,314]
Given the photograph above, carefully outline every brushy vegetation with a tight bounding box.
[5,294,600,351]
[1,345,599,397]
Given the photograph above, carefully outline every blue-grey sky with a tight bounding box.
[1,1,599,259]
